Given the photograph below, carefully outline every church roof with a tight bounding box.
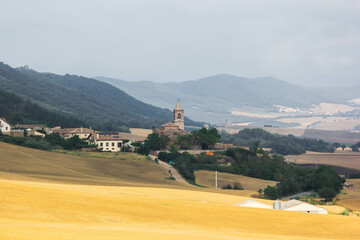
[174,99,184,111]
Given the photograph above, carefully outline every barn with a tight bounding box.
[281,200,328,214]
[235,200,272,209]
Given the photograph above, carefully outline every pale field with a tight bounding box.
[277,116,349,129]
[310,103,359,115]
[285,151,360,171]
[349,98,360,105]
[311,118,360,131]
[1,142,360,239]
[231,111,282,118]
[195,170,277,192]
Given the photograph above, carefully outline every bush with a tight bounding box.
[24,138,51,150]
[233,182,244,190]
[222,184,232,189]
[264,186,278,200]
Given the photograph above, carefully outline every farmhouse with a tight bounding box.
[52,126,95,140]
[95,132,146,152]
[0,118,11,134]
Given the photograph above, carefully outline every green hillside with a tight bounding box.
[0,62,201,131]
[0,89,85,127]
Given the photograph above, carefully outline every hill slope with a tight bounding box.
[0,142,179,187]
[0,89,86,127]
[96,74,360,123]
[1,142,360,240]
[0,62,200,130]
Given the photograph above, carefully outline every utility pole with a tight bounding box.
[215,171,218,189]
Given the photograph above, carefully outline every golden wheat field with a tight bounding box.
[1,142,360,239]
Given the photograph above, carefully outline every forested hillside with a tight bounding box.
[0,89,85,127]
[0,62,201,131]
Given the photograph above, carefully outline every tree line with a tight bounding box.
[221,128,337,155]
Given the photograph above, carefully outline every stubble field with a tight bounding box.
[1,142,360,239]
[286,151,360,171]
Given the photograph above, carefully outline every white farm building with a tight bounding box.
[235,200,272,209]
[235,199,327,214]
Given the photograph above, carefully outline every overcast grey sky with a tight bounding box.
[0,0,359,87]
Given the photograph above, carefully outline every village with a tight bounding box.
[0,100,229,153]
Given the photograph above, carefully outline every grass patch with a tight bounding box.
[164,176,176,181]
[186,180,206,188]
[52,149,146,161]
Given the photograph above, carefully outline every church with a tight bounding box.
[153,100,188,138]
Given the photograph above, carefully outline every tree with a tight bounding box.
[264,186,278,200]
[318,187,337,201]
[192,127,220,149]
[63,135,87,150]
[176,134,194,149]
[44,133,65,146]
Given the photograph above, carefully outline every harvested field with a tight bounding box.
[286,151,360,171]
[0,142,181,187]
[1,142,360,239]
[195,170,277,191]
[338,179,360,211]
[2,178,360,240]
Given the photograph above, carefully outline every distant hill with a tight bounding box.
[96,74,360,123]
[0,62,201,131]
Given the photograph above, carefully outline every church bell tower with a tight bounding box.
[174,99,184,130]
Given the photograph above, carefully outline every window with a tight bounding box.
[112,142,115,147]
[118,142,122,148]
[6,127,8,130]
[100,143,103,147]
[112,148,115,151]
[106,143,109,147]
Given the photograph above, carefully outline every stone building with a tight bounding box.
[153,100,188,138]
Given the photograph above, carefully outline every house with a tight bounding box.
[95,132,123,152]
[52,127,95,141]
[0,118,12,135]
[95,132,147,152]
[235,199,327,214]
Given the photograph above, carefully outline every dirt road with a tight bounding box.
[149,155,190,185]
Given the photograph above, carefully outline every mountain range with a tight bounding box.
[0,62,201,131]
[96,74,360,124]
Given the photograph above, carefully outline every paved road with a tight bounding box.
[149,155,190,185]
[282,190,315,200]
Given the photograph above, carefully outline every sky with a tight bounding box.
[0,0,359,87]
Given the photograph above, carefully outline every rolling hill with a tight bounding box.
[96,74,360,123]
[0,142,360,240]
[0,62,201,131]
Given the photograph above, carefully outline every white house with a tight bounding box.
[0,118,11,134]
